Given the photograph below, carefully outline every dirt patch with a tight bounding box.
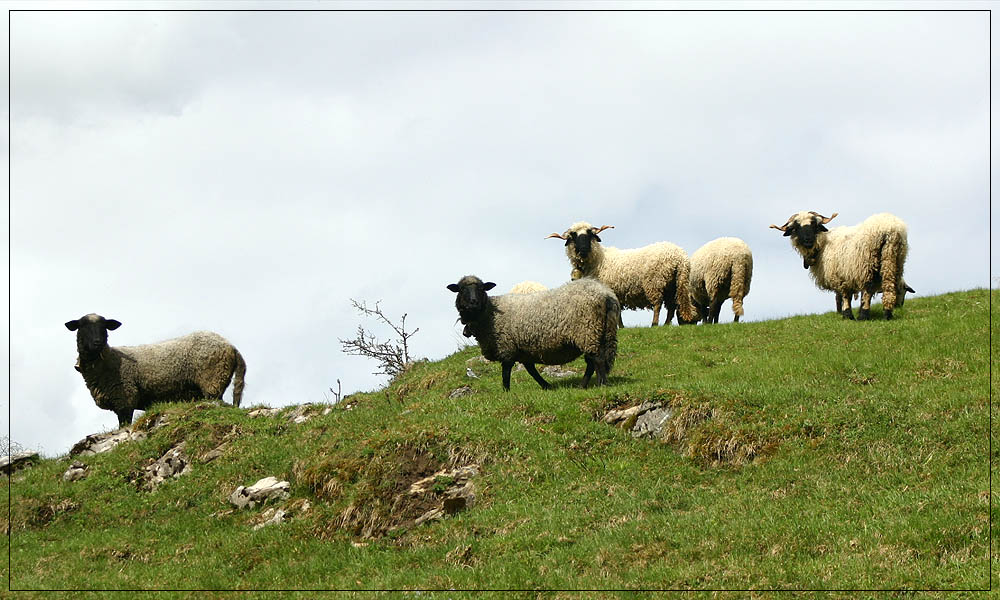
[914,358,966,381]
[295,440,482,540]
[19,497,80,529]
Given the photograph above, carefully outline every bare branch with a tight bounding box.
[339,299,419,379]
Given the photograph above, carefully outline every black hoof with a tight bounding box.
[885,310,893,320]
[857,308,870,321]
[842,310,855,320]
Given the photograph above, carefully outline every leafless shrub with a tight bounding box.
[340,299,419,379]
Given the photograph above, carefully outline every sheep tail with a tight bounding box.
[730,256,752,318]
[674,260,699,323]
[231,347,246,408]
[879,230,906,311]
[601,295,619,372]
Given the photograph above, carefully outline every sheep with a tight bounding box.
[509,281,548,294]
[447,275,619,391]
[65,313,246,427]
[546,222,697,326]
[681,237,753,324]
[769,211,909,320]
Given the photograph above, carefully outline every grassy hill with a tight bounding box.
[4,289,994,594]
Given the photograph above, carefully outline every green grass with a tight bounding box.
[4,289,994,593]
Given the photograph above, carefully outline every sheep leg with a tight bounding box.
[651,303,661,327]
[709,299,723,324]
[501,361,514,392]
[115,408,134,428]
[594,357,609,386]
[617,310,625,328]
[840,292,855,320]
[858,290,873,321]
[582,358,595,388]
[522,362,552,390]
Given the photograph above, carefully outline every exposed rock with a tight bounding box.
[70,429,147,457]
[247,407,282,418]
[465,355,489,365]
[449,386,475,399]
[63,461,88,482]
[143,443,191,491]
[1,452,39,475]
[408,464,479,527]
[604,401,673,438]
[229,476,291,509]
[252,499,311,531]
[632,406,673,439]
[198,442,228,464]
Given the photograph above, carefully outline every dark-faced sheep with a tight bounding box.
[65,314,246,426]
[770,211,909,320]
[447,276,619,391]
[546,222,697,326]
[682,237,753,324]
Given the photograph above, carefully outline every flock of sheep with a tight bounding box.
[66,210,910,423]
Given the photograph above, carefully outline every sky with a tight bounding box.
[5,3,992,456]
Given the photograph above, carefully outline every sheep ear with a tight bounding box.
[65,320,80,331]
[905,284,915,293]
[816,224,828,233]
[783,229,793,237]
[483,282,496,291]
[447,284,461,293]
[104,319,122,330]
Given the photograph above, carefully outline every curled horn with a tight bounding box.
[810,211,838,224]
[592,225,614,234]
[545,232,567,240]
[769,222,789,232]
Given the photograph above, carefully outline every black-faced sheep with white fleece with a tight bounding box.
[770,211,909,320]
[546,222,697,326]
[682,237,753,324]
[65,313,246,427]
[447,276,619,391]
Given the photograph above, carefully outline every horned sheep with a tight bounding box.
[770,211,910,320]
[547,222,697,326]
[447,275,619,391]
[65,314,246,426]
[682,237,753,324]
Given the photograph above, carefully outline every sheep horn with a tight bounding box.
[592,225,614,234]
[769,222,789,232]
[810,211,838,224]
[545,232,567,240]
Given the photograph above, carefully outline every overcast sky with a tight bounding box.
[5,4,992,456]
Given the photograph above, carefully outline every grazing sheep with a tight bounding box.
[546,222,697,326]
[770,211,909,320]
[682,237,753,324]
[447,275,619,391]
[65,314,246,426]
[509,281,548,294]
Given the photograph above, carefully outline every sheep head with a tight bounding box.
[546,222,614,275]
[447,275,496,328]
[769,211,837,268]
[65,313,121,362]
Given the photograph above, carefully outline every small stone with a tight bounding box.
[229,476,291,509]
[449,386,475,399]
[631,406,673,438]
[62,461,88,482]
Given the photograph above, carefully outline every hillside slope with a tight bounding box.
[4,289,994,593]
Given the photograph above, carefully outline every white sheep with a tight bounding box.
[770,211,909,320]
[683,237,753,324]
[66,314,246,426]
[447,275,619,390]
[546,222,696,326]
[508,281,548,294]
